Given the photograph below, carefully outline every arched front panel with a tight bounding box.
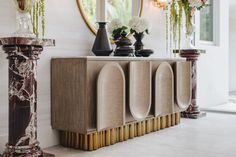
[175,62,192,110]
[97,62,125,131]
[129,61,152,121]
[155,62,174,117]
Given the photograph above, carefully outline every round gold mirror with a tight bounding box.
[77,0,144,35]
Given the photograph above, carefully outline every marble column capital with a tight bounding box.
[174,49,205,61]
[0,37,55,47]
[0,37,55,60]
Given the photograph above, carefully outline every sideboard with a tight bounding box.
[51,57,191,151]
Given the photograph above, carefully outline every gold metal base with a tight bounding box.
[60,113,181,151]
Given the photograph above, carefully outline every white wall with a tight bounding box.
[196,0,229,107]
[229,0,236,92]
[0,0,229,153]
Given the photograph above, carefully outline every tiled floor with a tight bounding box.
[45,113,236,157]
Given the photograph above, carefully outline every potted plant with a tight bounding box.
[108,19,134,56]
[129,17,149,52]
[169,0,208,49]
[14,0,45,38]
[108,18,128,41]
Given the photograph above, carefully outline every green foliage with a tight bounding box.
[170,0,179,48]
[182,0,193,36]
[170,0,193,49]
[81,0,96,28]
[82,0,133,27]
[106,0,132,26]
[130,28,148,35]
[112,26,128,40]
[169,0,209,50]
[30,0,45,38]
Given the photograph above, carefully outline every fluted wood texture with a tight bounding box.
[51,58,190,134]
[175,62,192,111]
[129,61,152,121]
[155,62,174,117]
[97,63,125,131]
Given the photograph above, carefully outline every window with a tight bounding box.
[200,0,214,42]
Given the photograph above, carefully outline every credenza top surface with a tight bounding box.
[52,56,186,61]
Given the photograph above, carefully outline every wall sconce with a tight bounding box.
[153,0,168,10]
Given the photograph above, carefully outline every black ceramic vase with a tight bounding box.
[92,22,113,56]
[133,32,144,52]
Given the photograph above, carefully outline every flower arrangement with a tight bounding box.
[108,18,128,40]
[128,17,150,52]
[169,0,208,48]
[14,0,45,37]
[108,17,152,56]
[129,17,149,34]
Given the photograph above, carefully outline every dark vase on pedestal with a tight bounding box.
[92,22,113,56]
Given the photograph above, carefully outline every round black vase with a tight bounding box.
[92,22,113,56]
[133,32,144,52]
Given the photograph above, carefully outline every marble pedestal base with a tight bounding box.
[181,111,207,119]
[0,37,55,157]
[0,153,54,157]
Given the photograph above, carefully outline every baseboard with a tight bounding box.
[201,108,236,115]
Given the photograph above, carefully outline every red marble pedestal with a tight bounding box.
[178,49,207,119]
[0,37,55,157]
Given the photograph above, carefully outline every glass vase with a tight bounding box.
[13,11,35,38]
[185,18,196,49]
[13,0,36,38]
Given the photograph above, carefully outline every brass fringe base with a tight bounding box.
[60,113,181,151]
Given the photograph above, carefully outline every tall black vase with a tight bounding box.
[92,22,113,56]
[133,32,144,52]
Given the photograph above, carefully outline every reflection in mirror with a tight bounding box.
[106,0,132,26]
[78,0,143,35]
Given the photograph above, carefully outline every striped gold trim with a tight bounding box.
[60,113,181,151]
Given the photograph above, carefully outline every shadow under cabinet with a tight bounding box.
[51,57,191,151]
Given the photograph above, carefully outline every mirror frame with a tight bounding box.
[77,0,144,35]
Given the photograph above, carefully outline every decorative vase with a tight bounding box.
[133,32,144,53]
[13,0,36,38]
[114,32,134,57]
[185,19,196,49]
[92,22,113,56]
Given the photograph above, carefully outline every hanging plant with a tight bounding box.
[31,0,45,38]
[169,0,208,50]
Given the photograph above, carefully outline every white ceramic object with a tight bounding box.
[155,62,174,117]
[175,62,192,110]
[129,61,152,121]
[97,62,125,131]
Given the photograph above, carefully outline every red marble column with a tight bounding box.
[179,49,207,119]
[0,37,55,157]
